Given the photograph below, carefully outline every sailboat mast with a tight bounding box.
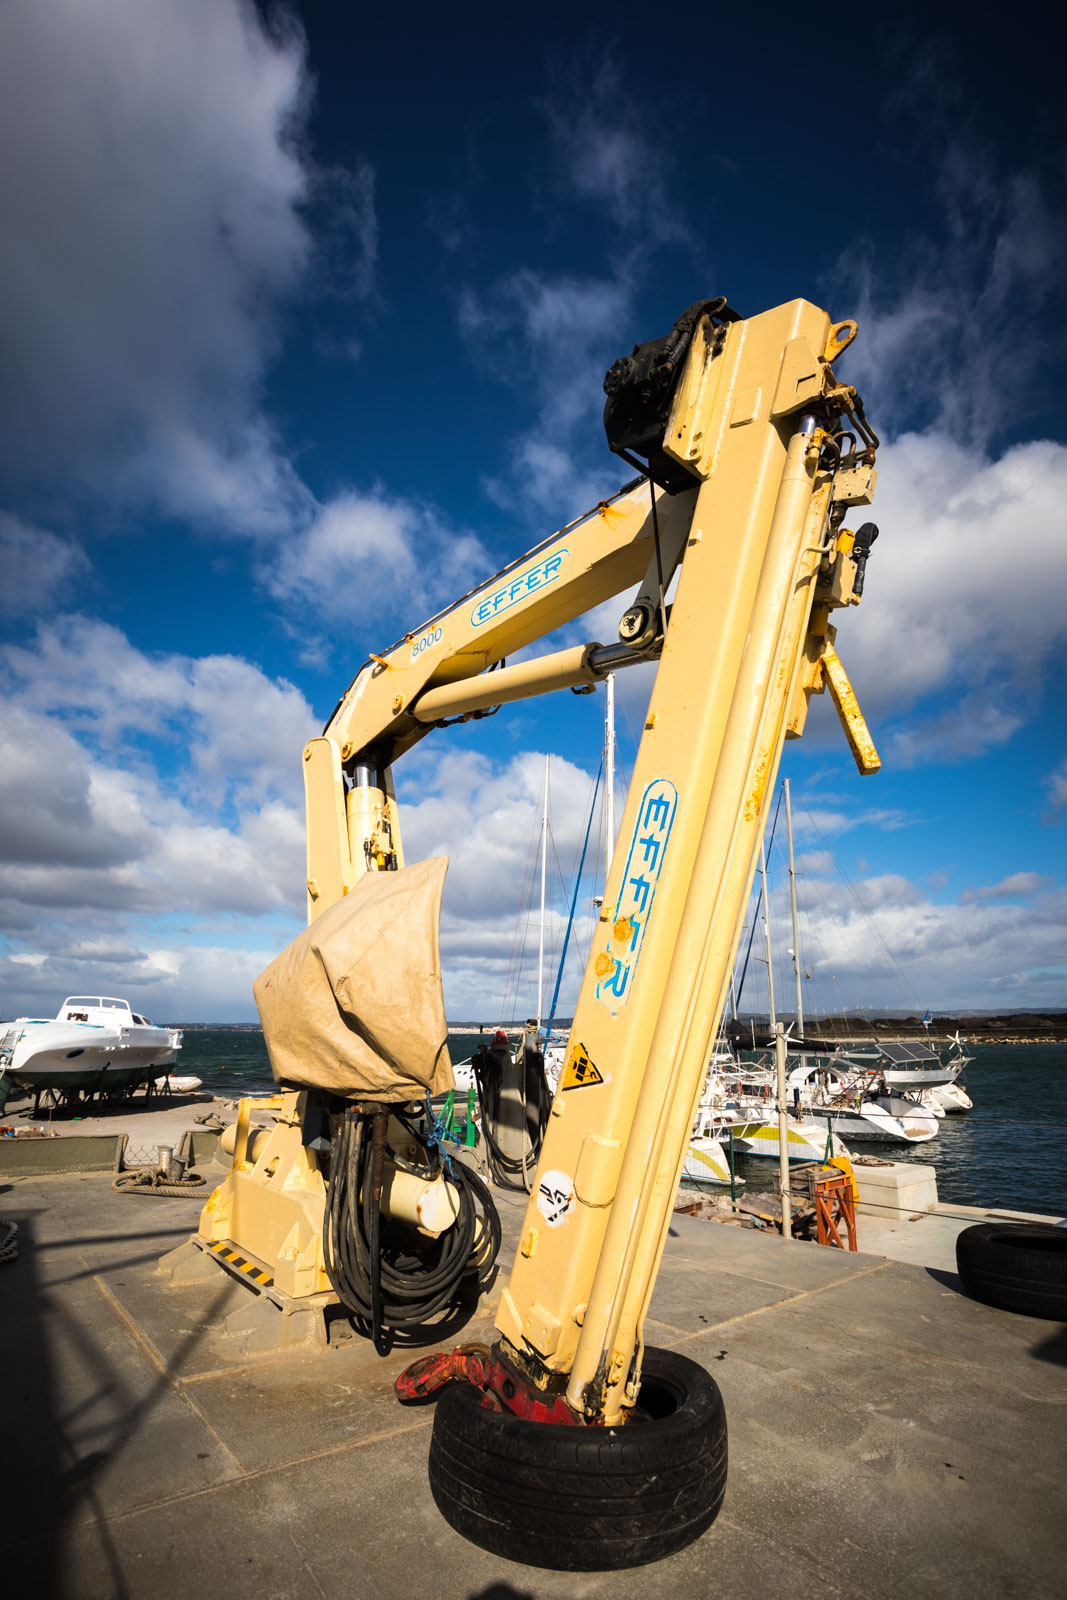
[784,778,804,1039]
[759,834,777,1029]
[537,755,549,1028]
[604,673,615,885]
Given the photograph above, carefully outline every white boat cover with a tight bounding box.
[254,858,454,1101]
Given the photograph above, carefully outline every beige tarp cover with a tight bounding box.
[254,857,454,1100]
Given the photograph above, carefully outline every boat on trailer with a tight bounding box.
[0,997,183,1111]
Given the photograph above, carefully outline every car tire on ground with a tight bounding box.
[956,1222,1067,1321]
[427,1345,727,1571]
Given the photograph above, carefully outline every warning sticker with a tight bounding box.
[536,1169,575,1228]
[560,1042,604,1091]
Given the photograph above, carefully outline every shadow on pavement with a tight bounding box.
[1030,1324,1067,1366]
[3,1206,235,1599]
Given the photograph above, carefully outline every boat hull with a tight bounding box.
[881,1064,963,1090]
[683,1137,741,1187]
[804,1104,938,1143]
[2,1016,182,1099]
[734,1117,842,1162]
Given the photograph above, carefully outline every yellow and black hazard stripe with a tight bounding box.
[206,1239,273,1287]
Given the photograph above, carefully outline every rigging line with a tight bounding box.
[780,865,855,1024]
[798,796,920,1005]
[545,756,603,1037]
[544,766,600,984]
[505,839,540,1020]
[734,786,785,1007]
[497,791,541,1021]
[781,818,881,1020]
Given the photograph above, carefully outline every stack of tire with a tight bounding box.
[956,1222,1067,1320]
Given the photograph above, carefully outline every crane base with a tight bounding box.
[159,1235,336,1352]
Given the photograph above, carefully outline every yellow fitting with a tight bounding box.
[820,645,881,775]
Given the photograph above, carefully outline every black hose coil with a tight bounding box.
[322,1105,500,1353]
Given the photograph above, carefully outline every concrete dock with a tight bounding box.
[3,1158,1065,1599]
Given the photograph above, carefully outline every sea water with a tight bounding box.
[182,1032,1067,1218]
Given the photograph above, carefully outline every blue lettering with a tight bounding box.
[605,959,628,997]
[642,793,673,831]
[627,874,651,914]
[470,549,569,628]
[639,833,661,869]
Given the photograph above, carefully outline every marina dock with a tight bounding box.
[3,1123,1065,1599]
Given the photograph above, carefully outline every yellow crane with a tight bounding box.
[196,294,881,1569]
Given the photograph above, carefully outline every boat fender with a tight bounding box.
[827,1153,858,1202]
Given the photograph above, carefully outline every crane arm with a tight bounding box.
[303,478,695,916]
[303,295,880,1426]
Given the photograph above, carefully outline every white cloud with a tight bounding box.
[1045,760,1067,816]
[4,616,314,807]
[0,516,90,611]
[792,805,913,839]
[0,942,281,1023]
[765,866,1067,1014]
[959,872,1051,904]
[832,157,1063,446]
[819,432,1067,759]
[397,746,605,1018]
[0,0,319,533]
[541,54,692,244]
[0,620,315,1018]
[815,141,1066,767]
[455,63,702,525]
[263,491,488,630]
[460,269,634,518]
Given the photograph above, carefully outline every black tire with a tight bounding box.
[427,1346,727,1570]
[956,1222,1067,1321]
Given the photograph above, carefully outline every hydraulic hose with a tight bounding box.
[471,1038,552,1191]
[322,1105,500,1352]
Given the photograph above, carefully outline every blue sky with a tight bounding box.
[1,0,1064,1022]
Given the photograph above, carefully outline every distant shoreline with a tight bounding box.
[163,1016,1067,1046]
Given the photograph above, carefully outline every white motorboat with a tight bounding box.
[838,1038,969,1092]
[925,1080,973,1114]
[788,1061,939,1143]
[153,1073,203,1094]
[0,997,183,1110]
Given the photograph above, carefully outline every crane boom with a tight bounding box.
[302,296,879,1423]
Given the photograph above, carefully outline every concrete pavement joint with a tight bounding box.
[668,1257,893,1341]
[59,1414,435,1539]
[91,1271,247,1477]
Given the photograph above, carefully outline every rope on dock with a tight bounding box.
[0,1220,17,1264]
[113,1167,207,1197]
